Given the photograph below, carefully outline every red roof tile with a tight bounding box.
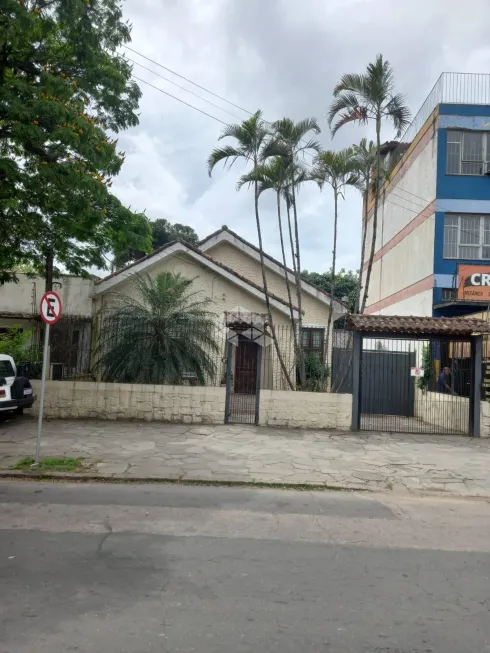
[348,314,490,336]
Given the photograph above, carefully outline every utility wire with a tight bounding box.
[128,58,244,121]
[124,45,253,116]
[124,46,320,164]
[132,75,228,125]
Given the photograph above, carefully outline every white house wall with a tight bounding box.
[0,274,94,319]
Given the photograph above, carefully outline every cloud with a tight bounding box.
[113,0,490,275]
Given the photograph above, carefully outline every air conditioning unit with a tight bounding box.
[484,161,490,176]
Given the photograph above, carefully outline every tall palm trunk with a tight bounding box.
[356,188,369,313]
[361,116,381,314]
[254,175,295,391]
[291,182,305,389]
[277,190,297,346]
[325,189,338,389]
[286,201,297,276]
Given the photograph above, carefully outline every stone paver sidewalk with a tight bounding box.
[1,418,490,497]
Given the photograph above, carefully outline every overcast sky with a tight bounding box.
[112,0,490,275]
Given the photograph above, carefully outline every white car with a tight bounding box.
[0,354,36,415]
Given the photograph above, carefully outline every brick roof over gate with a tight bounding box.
[347,314,490,336]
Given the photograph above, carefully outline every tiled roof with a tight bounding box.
[199,226,347,309]
[347,314,490,335]
[97,240,298,310]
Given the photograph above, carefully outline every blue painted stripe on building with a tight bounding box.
[436,199,490,213]
[438,115,490,130]
[434,274,455,287]
[439,104,490,117]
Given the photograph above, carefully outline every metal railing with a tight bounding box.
[400,72,490,147]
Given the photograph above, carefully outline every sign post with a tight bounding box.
[34,291,62,465]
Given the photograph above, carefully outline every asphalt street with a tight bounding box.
[0,482,489,653]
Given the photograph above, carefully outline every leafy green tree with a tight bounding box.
[113,218,200,268]
[207,110,295,391]
[96,272,220,384]
[0,0,150,287]
[302,268,359,313]
[328,55,410,313]
[312,148,358,362]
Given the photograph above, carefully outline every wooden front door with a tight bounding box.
[234,336,259,394]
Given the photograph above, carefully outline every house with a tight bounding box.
[94,226,346,390]
[0,227,345,389]
[361,71,490,318]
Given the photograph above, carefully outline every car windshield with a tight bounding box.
[0,360,15,378]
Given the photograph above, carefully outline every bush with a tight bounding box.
[0,326,32,364]
[303,353,330,392]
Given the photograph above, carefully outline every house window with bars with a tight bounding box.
[302,328,324,359]
[446,130,490,175]
[444,214,490,259]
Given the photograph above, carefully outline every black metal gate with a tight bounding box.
[224,334,262,425]
[359,336,472,435]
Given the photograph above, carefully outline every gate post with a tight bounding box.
[470,335,482,437]
[224,340,233,424]
[351,331,362,430]
[254,343,262,425]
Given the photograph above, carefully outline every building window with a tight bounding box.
[302,328,324,359]
[444,214,490,259]
[446,130,490,175]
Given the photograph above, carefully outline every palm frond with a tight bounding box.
[96,272,220,385]
[207,145,242,176]
[333,73,367,96]
[383,93,411,137]
[331,107,369,135]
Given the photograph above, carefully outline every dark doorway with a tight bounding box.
[225,334,262,425]
[234,336,258,394]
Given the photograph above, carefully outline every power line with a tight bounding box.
[132,75,228,125]
[124,46,320,164]
[127,57,244,121]
[124,45,253,116]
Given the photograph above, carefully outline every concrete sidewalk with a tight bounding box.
[1,417,490,497]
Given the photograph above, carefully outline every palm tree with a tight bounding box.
[312,148,358,382]
[269,117,322,388]
[351,138,377,312]
[96,272,220,384]
[238,158,296,332]
[328,54,411,313]
[207,111,295,390]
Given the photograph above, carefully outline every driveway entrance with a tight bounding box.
[350,315,487,437]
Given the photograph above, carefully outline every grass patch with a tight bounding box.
[12,457,85,472]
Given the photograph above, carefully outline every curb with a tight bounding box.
[0,470,369,493]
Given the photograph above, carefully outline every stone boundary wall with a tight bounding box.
[29,380,489,435]
[259,390,351,431]
[30,381,226,424]
[30,381,352,430]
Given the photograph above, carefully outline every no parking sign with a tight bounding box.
[34,291,63,465]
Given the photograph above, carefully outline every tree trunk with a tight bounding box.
[254,178,295,391]
[325,189,338,391]
[356,186,369,313]
[277,191,297,347]
[291,183,305,389]
[361,116,381,314]
[286,201,297,276]
[44,251,54,292]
